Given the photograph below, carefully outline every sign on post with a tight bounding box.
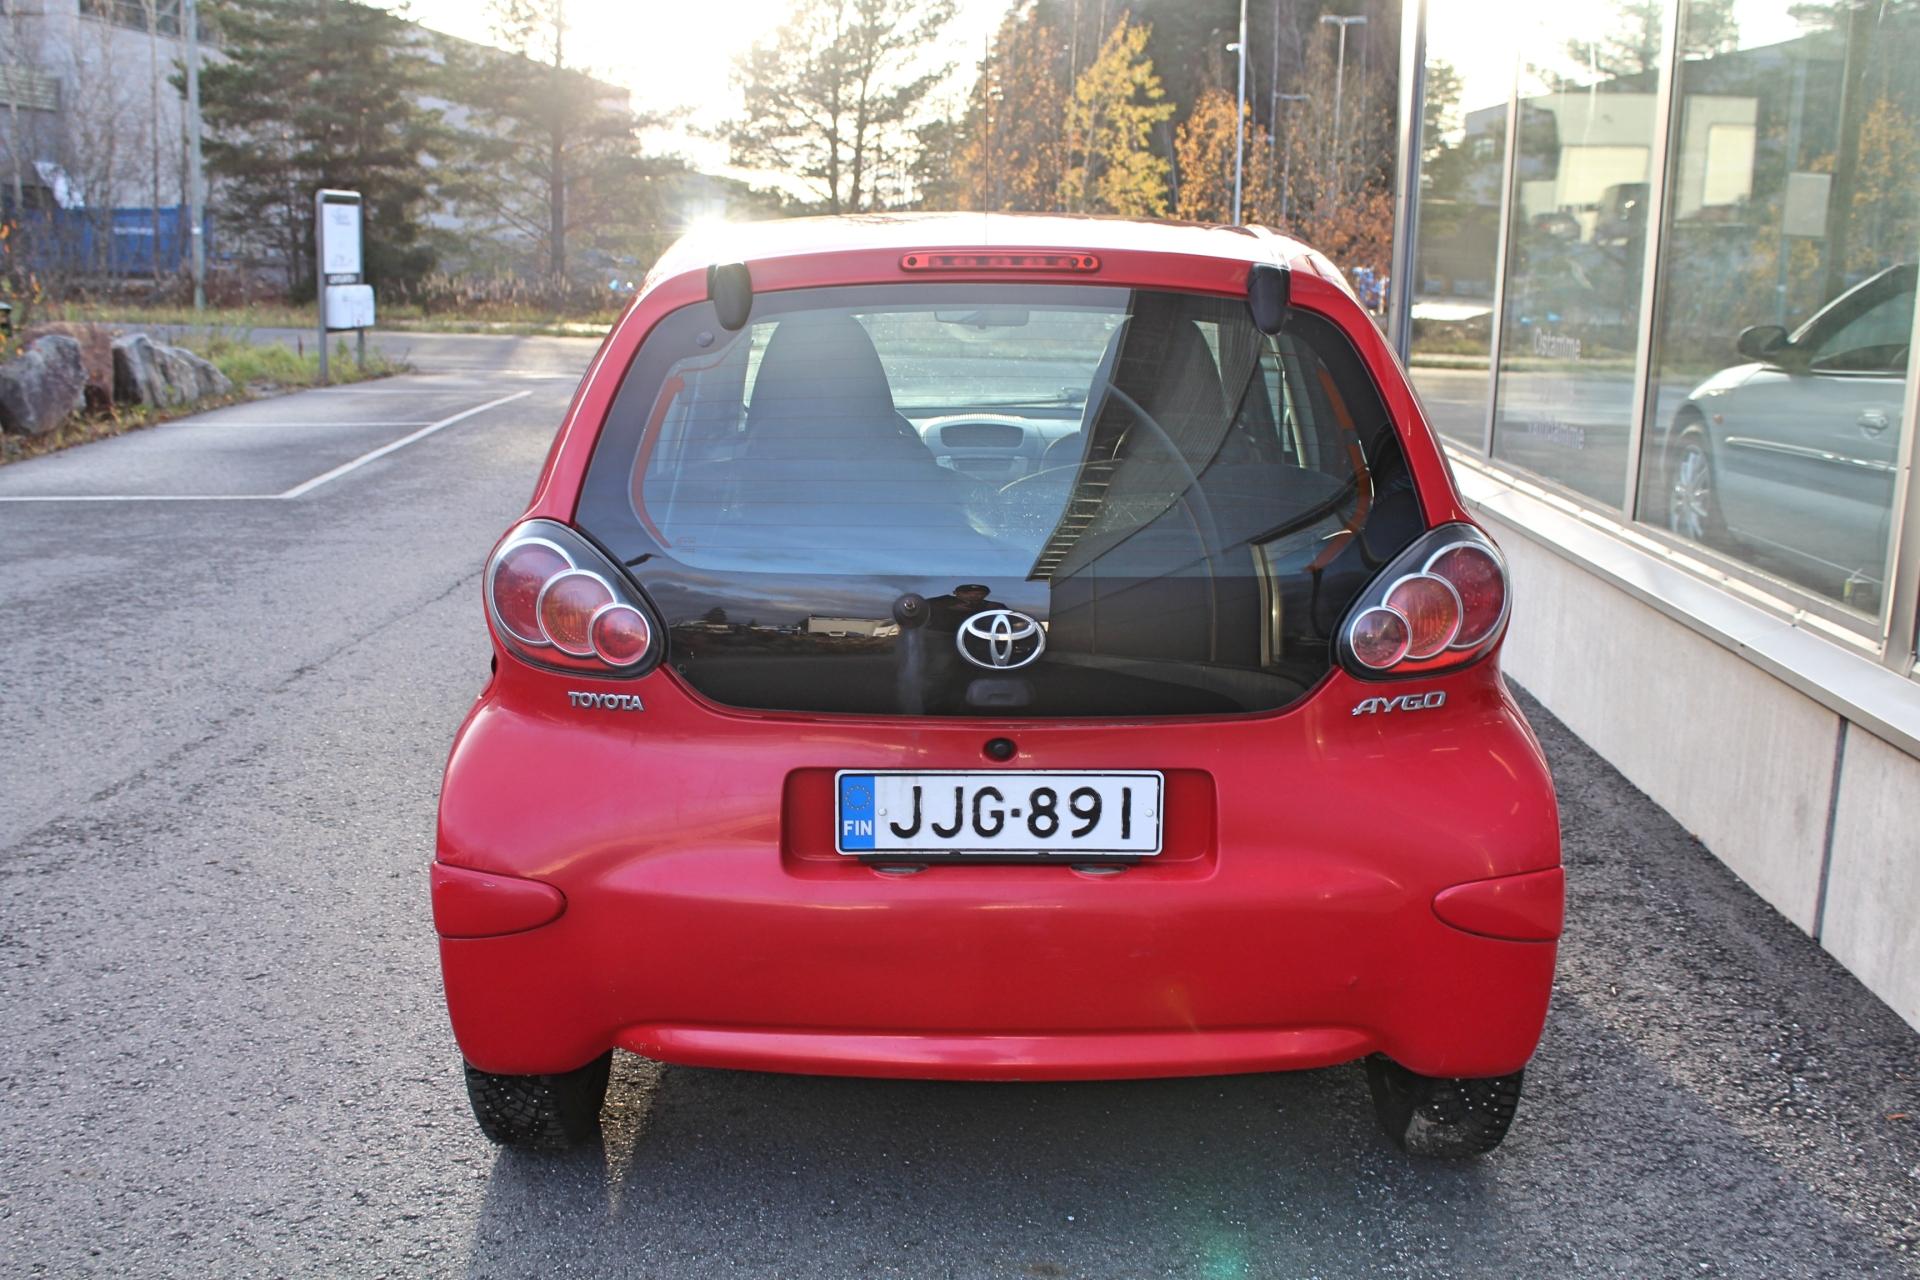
[314,189,374,383]
[321,198,362,276]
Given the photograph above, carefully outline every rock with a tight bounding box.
[0,334,88,437]
[110,333,234,410]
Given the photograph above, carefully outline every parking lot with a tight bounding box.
[1,336,1916,1278]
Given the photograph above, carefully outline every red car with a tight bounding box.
[432,214,1562,1158]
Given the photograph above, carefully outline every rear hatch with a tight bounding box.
[575,280,1425,718]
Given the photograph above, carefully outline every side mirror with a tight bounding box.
[1735,323,1789,362]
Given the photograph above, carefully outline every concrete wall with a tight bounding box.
[1478,507,1920,1032]
[1822,730,1920,1029]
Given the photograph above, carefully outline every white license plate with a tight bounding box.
[834,771,1163,857]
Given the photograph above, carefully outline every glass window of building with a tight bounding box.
[1488,6,1670,508]
[1406,17,1517,451]
[1638,0,1919,620]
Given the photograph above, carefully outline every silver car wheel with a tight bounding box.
[1668,442,1713,541]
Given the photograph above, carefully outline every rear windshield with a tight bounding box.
[577,283,1424,717]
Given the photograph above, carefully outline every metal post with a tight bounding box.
[1333,23,1346,187]
[1269,0,1282,156]
[4,0,23,219]
[1773,58,1808,328]
[1232,0,1248,224]
[1277,93,1308,224]
[184,0,206,312]
[1881,284,1920,673]
[1480,47,1524,458]
[315,189,328,385]
[1387,0,1426,358]
[1620,0,1683,521]
[1320,15,1367,198]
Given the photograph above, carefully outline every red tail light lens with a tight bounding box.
[1425,543,1506,648]
[589,604,652,667]
[1349,606,1412,670]
[1384,574,1462,659]
[484,521,662,677]
[538,571,615,656]
[1337,524,1510,679]
[491,540,572,645]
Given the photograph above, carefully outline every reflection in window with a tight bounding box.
[1638,0,1918,618]
[1407,18,1517,450]
[1489,3,1669,508]
[79,0,182,35]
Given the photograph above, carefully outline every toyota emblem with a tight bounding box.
[956,609,1046,670]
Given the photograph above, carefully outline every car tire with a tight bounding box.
[1363,1055,1524,1158]
[1664,422,1725,543]
[463,1052,612,1150]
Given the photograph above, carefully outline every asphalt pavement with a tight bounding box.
[2,335,1917,1279]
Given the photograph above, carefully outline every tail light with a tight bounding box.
[1336,524,1510,679]
[484,519,663,677]
[900,251,1101,273]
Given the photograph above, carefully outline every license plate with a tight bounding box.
[834,771,1163,857]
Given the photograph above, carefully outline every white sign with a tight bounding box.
[324,283,376,330]
[1783,172,1831,239]
[321,200,363,275]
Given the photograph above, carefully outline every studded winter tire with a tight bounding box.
[1364,1055,1524,1158]
[463,1052,612,1150]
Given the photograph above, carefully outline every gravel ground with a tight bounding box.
[0,344,1914,1278]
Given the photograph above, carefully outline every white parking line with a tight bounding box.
[0,390,532,504]
[278,391,531,497]
[214,421,438,428]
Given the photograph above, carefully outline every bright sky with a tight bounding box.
[385,0,1011,180]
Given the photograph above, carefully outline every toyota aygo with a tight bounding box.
[432,214,1563,1158]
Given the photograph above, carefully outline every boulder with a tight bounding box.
[0,334,88,437]
[111,333,234,410]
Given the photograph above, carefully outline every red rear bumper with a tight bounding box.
[434,664,1561,1082]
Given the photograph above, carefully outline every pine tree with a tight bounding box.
[910,112,972,211]
[436,4,678,281]
[729,0,958,214]
[197,0,443,293]
[1060,15,1174,218]
[1567,0,1740,81]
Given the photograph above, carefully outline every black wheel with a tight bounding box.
[463,1052,612,1151]
[1664,422,1724,543]
[1364,1056,1524,1158]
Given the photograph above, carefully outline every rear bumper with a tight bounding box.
[436,852,1559,1082]
[616,1024,1375,1081]
[434,665,1562,1082]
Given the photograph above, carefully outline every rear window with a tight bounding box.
[577,283,1424,717]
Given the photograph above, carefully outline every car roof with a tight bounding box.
[648,212,1324,286]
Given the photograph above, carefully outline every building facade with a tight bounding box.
[1395,0,1920,1027]
[1,0,198,274]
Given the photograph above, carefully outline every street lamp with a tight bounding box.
[1320,13,1367,197]
[184,0,206,311]
[1230,0,1248,224]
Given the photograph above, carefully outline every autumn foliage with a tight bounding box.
[1174,88,1275,224]
[954,11,1173,219]
[926,1,1398,282]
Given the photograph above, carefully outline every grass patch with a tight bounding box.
[193,332,407,390]
[1,334,407,467]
